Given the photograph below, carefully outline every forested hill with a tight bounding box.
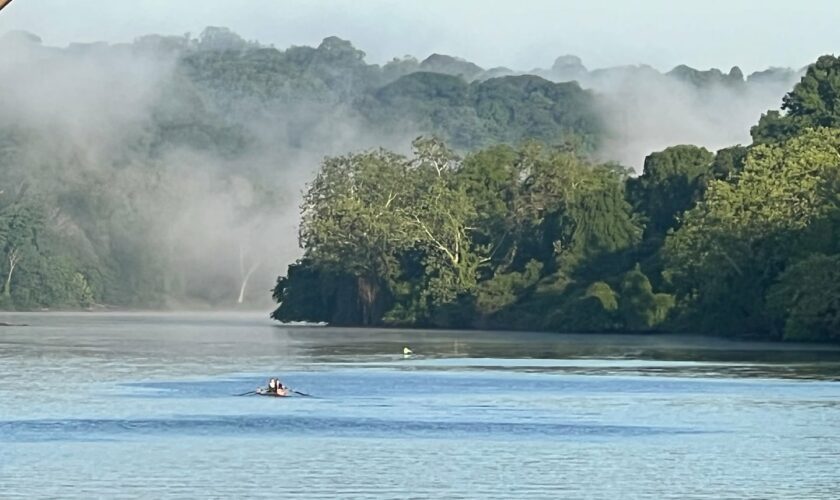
[0,26,799,312]
[274,55,840,343]
[161,28,800,155]
[180,43,601,152]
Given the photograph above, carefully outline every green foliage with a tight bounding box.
[278,139,641,330]
[296,149,412,324]
[709,145,748,181]
[667,65,744,88]
[419,54,484,80]
[362,74,602,152]
[587,281,619,312]
[543,280,624,333]
[272,259,335,323]
[0,201,42,296]
[475,260,542,315]
[566,281,621,332]
[627,145,714,238]
[470,76,601,151]
[12,257,94,309]
[8,29,840,342]
[5,28,608,311]
[0,197,93,309]
[287,138,490,325]
[299,149,409,277]
[666,128,840,335]
[0,29,606,311]
[275,55,840,341]
[750,110,802,145]
[618,265,674,330]
[766,254,840,341]
[752,55,840,143]
[554,163,641,270]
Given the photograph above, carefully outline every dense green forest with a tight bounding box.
[274,55,840,342]
[0,28,600,309]
[0,26,813,335]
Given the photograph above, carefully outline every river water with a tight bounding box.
[1,312,839,499]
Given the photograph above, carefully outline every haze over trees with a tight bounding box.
[0,26,827,342]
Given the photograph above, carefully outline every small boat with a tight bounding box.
[256,389,291,398]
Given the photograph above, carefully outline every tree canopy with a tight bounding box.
[4,26,839,343]
[275,54,840,342]
[752,55,840,144]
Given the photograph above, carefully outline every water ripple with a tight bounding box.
[0,414,703,442]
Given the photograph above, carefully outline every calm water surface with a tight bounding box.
[1,312,839,499]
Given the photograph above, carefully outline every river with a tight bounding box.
[1,312,839,499]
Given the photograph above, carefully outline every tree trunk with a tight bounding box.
[4,248,19,298]
[357,276,379,325]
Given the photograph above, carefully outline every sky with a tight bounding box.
[1,0,839,73]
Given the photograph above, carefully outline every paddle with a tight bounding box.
[235,388,315,397]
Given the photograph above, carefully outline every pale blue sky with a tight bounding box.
[2,0,838,72]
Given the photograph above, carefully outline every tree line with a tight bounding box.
[274,55,840,342]
[0,26,813,316]
[0,28,604,310]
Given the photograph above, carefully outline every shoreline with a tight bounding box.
[3,309,838,351]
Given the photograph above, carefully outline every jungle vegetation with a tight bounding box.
[2,27,836,341]
[274,55,840,342]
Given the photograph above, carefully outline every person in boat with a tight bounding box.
[275,381,290,397]
[257,378,277,395]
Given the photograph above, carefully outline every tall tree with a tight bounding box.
[752,55,840,143]
[0,200,42,300]
[767,254,840,341]
[626,145,714,239]
[402,138,484,303]
[665,128,840,335]
[297,149,412,324]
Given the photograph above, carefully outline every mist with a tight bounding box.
[0,30,415,309]
[580,64,798,167]
[0,27,803,309]
[476,56,798,166]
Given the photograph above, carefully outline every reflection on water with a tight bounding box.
[1,312,839,499]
